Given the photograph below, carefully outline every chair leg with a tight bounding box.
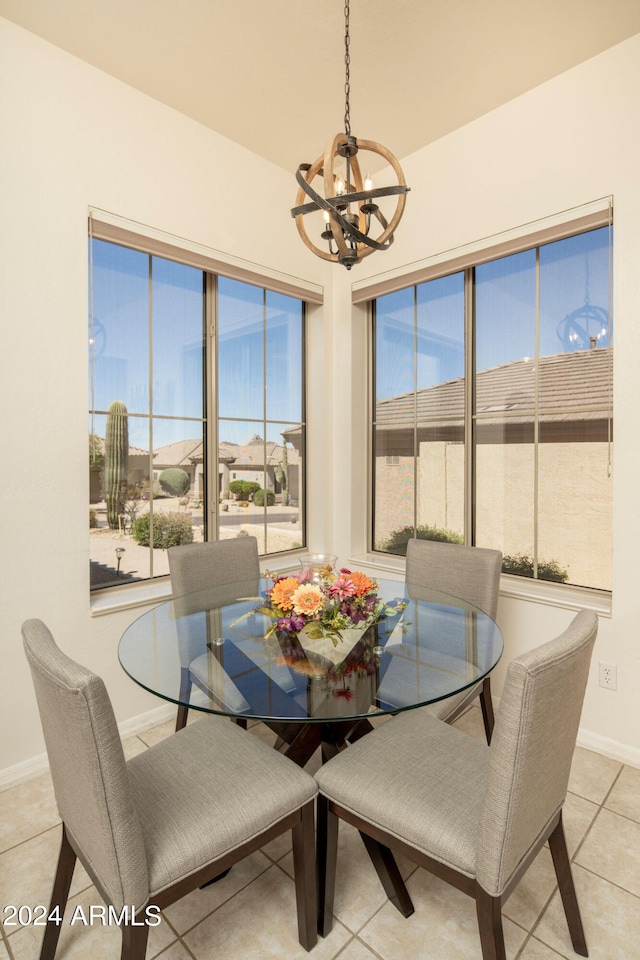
[291,800,317,951]
[120,919,149,960]
[359,833,415,918]
[40,825,77,960]
[475,886,506,960]
[548,815,588,957]
[175,667,191,731]
[316,794,339,937]
[479,676,495,744]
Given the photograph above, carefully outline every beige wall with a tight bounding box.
[0,16,330,779]
[2,16,640,781]
[334,32,640,763]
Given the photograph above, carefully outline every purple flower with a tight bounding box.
[277,614,306,632]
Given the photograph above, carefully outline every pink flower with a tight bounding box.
[328,577,358,601]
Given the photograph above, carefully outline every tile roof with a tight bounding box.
[376,347,612,427]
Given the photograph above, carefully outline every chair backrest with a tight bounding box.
[168,537,260,598]
[476,608,598,896]
[405,539,503,619]
[22,619,149,912]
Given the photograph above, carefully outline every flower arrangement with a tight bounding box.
[258,564,406,647]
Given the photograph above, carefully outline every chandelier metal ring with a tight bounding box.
[291,1,410,269]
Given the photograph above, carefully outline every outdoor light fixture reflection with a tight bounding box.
[291,0,410,269]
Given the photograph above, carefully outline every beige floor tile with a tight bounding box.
[0,828,91,938]
[518,937,569,959]
[0,939,9,960]
[604,764,640,823]
[359,868,527,960]
[562,791,599,856]
[121,734,150,760]
[0,773,59,853]
[502,794,597,933]
[575,807,640,897]
[154,942,196,960]
[259,830,292,863]
[161,851,272,935]
[138,719,177,747]
[568,747,622,804]
[502,847,557,931]
[534,863,640,959]
[184,864,351,960]
[337,938,386,960]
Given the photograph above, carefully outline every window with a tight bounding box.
[89,234,306,591]
[372,218,613,592]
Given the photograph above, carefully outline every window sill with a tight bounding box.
[90,576,173,617]
[347,553,612,617]
[89,549,310,617]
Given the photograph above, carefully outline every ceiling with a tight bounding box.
[2,0,640,173]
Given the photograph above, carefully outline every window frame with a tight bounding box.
[367,200,613,606]
[88,212,316,607]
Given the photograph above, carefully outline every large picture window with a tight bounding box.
[89,235,306,591]
[372,218,613,592]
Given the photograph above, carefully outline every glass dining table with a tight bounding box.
[119,574,503,915]
[119,575,503,766]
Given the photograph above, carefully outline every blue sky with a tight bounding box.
[375,226,611,402]
[89,242,303,450]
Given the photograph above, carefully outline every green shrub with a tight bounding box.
[229,480,261,501]
[502,554,568,583]
[133,512,194,548]
[376,523,464,557]
[89,509,98,528]
[158,468,191,497]
[253,488,275,506]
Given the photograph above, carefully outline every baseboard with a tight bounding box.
[576,728,640,769]
[0,702,175,791]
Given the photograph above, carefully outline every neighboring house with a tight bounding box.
[374,347,612,589]
[220,435,300,503]
[151,434,300,503]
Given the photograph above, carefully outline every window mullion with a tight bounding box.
[206,272,217,543]
[413,286,418,537]
[465,267,474,546]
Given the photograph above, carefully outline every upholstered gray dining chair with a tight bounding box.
[168,537,261,730]
[22,619,317,959]
[405,539,503,742]
[315,608,597,959]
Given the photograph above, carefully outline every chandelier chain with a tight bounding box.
[344,0,351,135]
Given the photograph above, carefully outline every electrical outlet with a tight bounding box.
[599,661,617,690]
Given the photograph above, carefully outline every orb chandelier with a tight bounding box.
[291,0,410,270]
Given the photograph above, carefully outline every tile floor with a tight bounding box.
[1,706,639,960]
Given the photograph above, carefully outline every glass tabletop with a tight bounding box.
[119,576,503,725]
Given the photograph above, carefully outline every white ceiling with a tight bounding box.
[3,0,640,173]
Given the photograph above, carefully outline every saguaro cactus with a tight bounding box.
[105,400,129,529]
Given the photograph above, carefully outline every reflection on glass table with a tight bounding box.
[119,577,503,767]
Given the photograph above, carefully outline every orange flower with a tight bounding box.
[269,577,299,611]
[350,571,374,597]
[291,583,325,617]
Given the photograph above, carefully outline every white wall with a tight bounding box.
[2,17,640,782]
[334,33,640,764]
[0,17,330,779]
